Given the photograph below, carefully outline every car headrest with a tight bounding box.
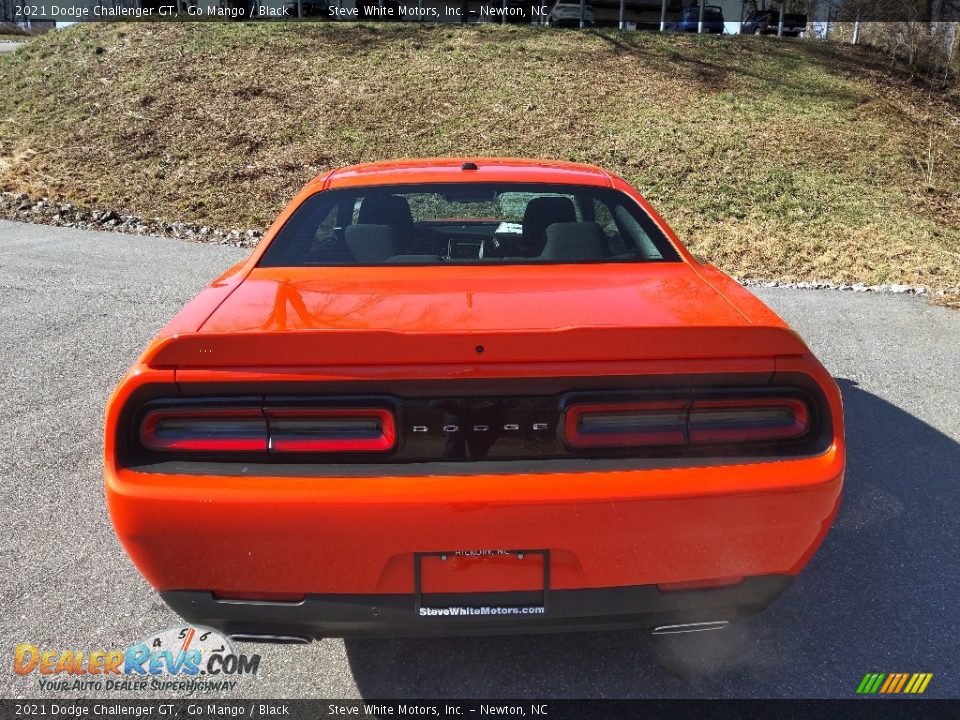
[357,194,414,227]
[539,222,610,261]
[344,224,400,263]
[521,196,577,256]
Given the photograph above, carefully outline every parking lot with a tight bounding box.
[1,219,957,699]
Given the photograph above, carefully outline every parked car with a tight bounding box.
[741,9,807,37]
[105,158,845,640]
[671,3,724,33]
[546,0,594,26]
[282,0,332,16]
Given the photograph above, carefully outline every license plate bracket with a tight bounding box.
[414,549,550,618]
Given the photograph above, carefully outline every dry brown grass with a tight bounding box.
[1,23,959,291]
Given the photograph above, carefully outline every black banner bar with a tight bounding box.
[2,700,959,720]
[7,0,960,24]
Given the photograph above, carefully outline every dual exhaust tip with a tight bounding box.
[229,633,311,645]
[651,620,729,635]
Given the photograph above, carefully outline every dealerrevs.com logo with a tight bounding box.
[14,626,260,693]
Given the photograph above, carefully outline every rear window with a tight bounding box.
[258,183,681,267]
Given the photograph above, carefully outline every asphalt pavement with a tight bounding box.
[1,219,957,699]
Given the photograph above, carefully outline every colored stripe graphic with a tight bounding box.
[857,673,886,694]
[857,673,932,695]
[881,673,904,693]
[906,673,933,694]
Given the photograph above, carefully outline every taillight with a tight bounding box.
[563,396,810,449]
[139,405,396,455]
[564,402,687,448]
[688,398,808,444]
[139,408,267,453]
[266,407,395,453]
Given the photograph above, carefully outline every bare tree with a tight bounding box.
[0,0,21,26]
[824,0,958,83]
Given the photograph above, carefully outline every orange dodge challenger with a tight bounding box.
[105,158,844,641]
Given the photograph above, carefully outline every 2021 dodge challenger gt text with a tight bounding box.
[104,158,844,641]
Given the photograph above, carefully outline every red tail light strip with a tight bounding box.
[688,398,809,444]
[565,397,810,449]
[564,401,687,448]
[140,409,268,453]
[266,408,396,453]
[140,407,396,454]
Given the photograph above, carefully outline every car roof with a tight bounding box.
[312,158,616,190]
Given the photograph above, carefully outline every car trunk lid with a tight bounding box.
[144,264,806,368]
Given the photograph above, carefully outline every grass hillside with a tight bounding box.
[1,23,959,294]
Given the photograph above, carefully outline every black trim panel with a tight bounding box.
[117,373,833,476]
[160,575,793,639]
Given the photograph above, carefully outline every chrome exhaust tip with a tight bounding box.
[229,633,311,644]
[651,620,729,635]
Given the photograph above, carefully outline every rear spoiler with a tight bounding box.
[143,326,809,368]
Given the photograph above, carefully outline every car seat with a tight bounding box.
[344,224,401,262]
[521,197,577,257]
[539,222,610,261]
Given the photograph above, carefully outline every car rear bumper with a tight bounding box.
[161,574,794,640]
[106,450,843,594]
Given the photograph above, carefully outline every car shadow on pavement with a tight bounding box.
[343,379,960,698]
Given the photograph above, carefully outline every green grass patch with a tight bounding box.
[1,22,958,291]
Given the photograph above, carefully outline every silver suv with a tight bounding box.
[547,0,594,26]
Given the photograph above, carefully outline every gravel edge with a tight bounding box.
[1,192,262,249]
